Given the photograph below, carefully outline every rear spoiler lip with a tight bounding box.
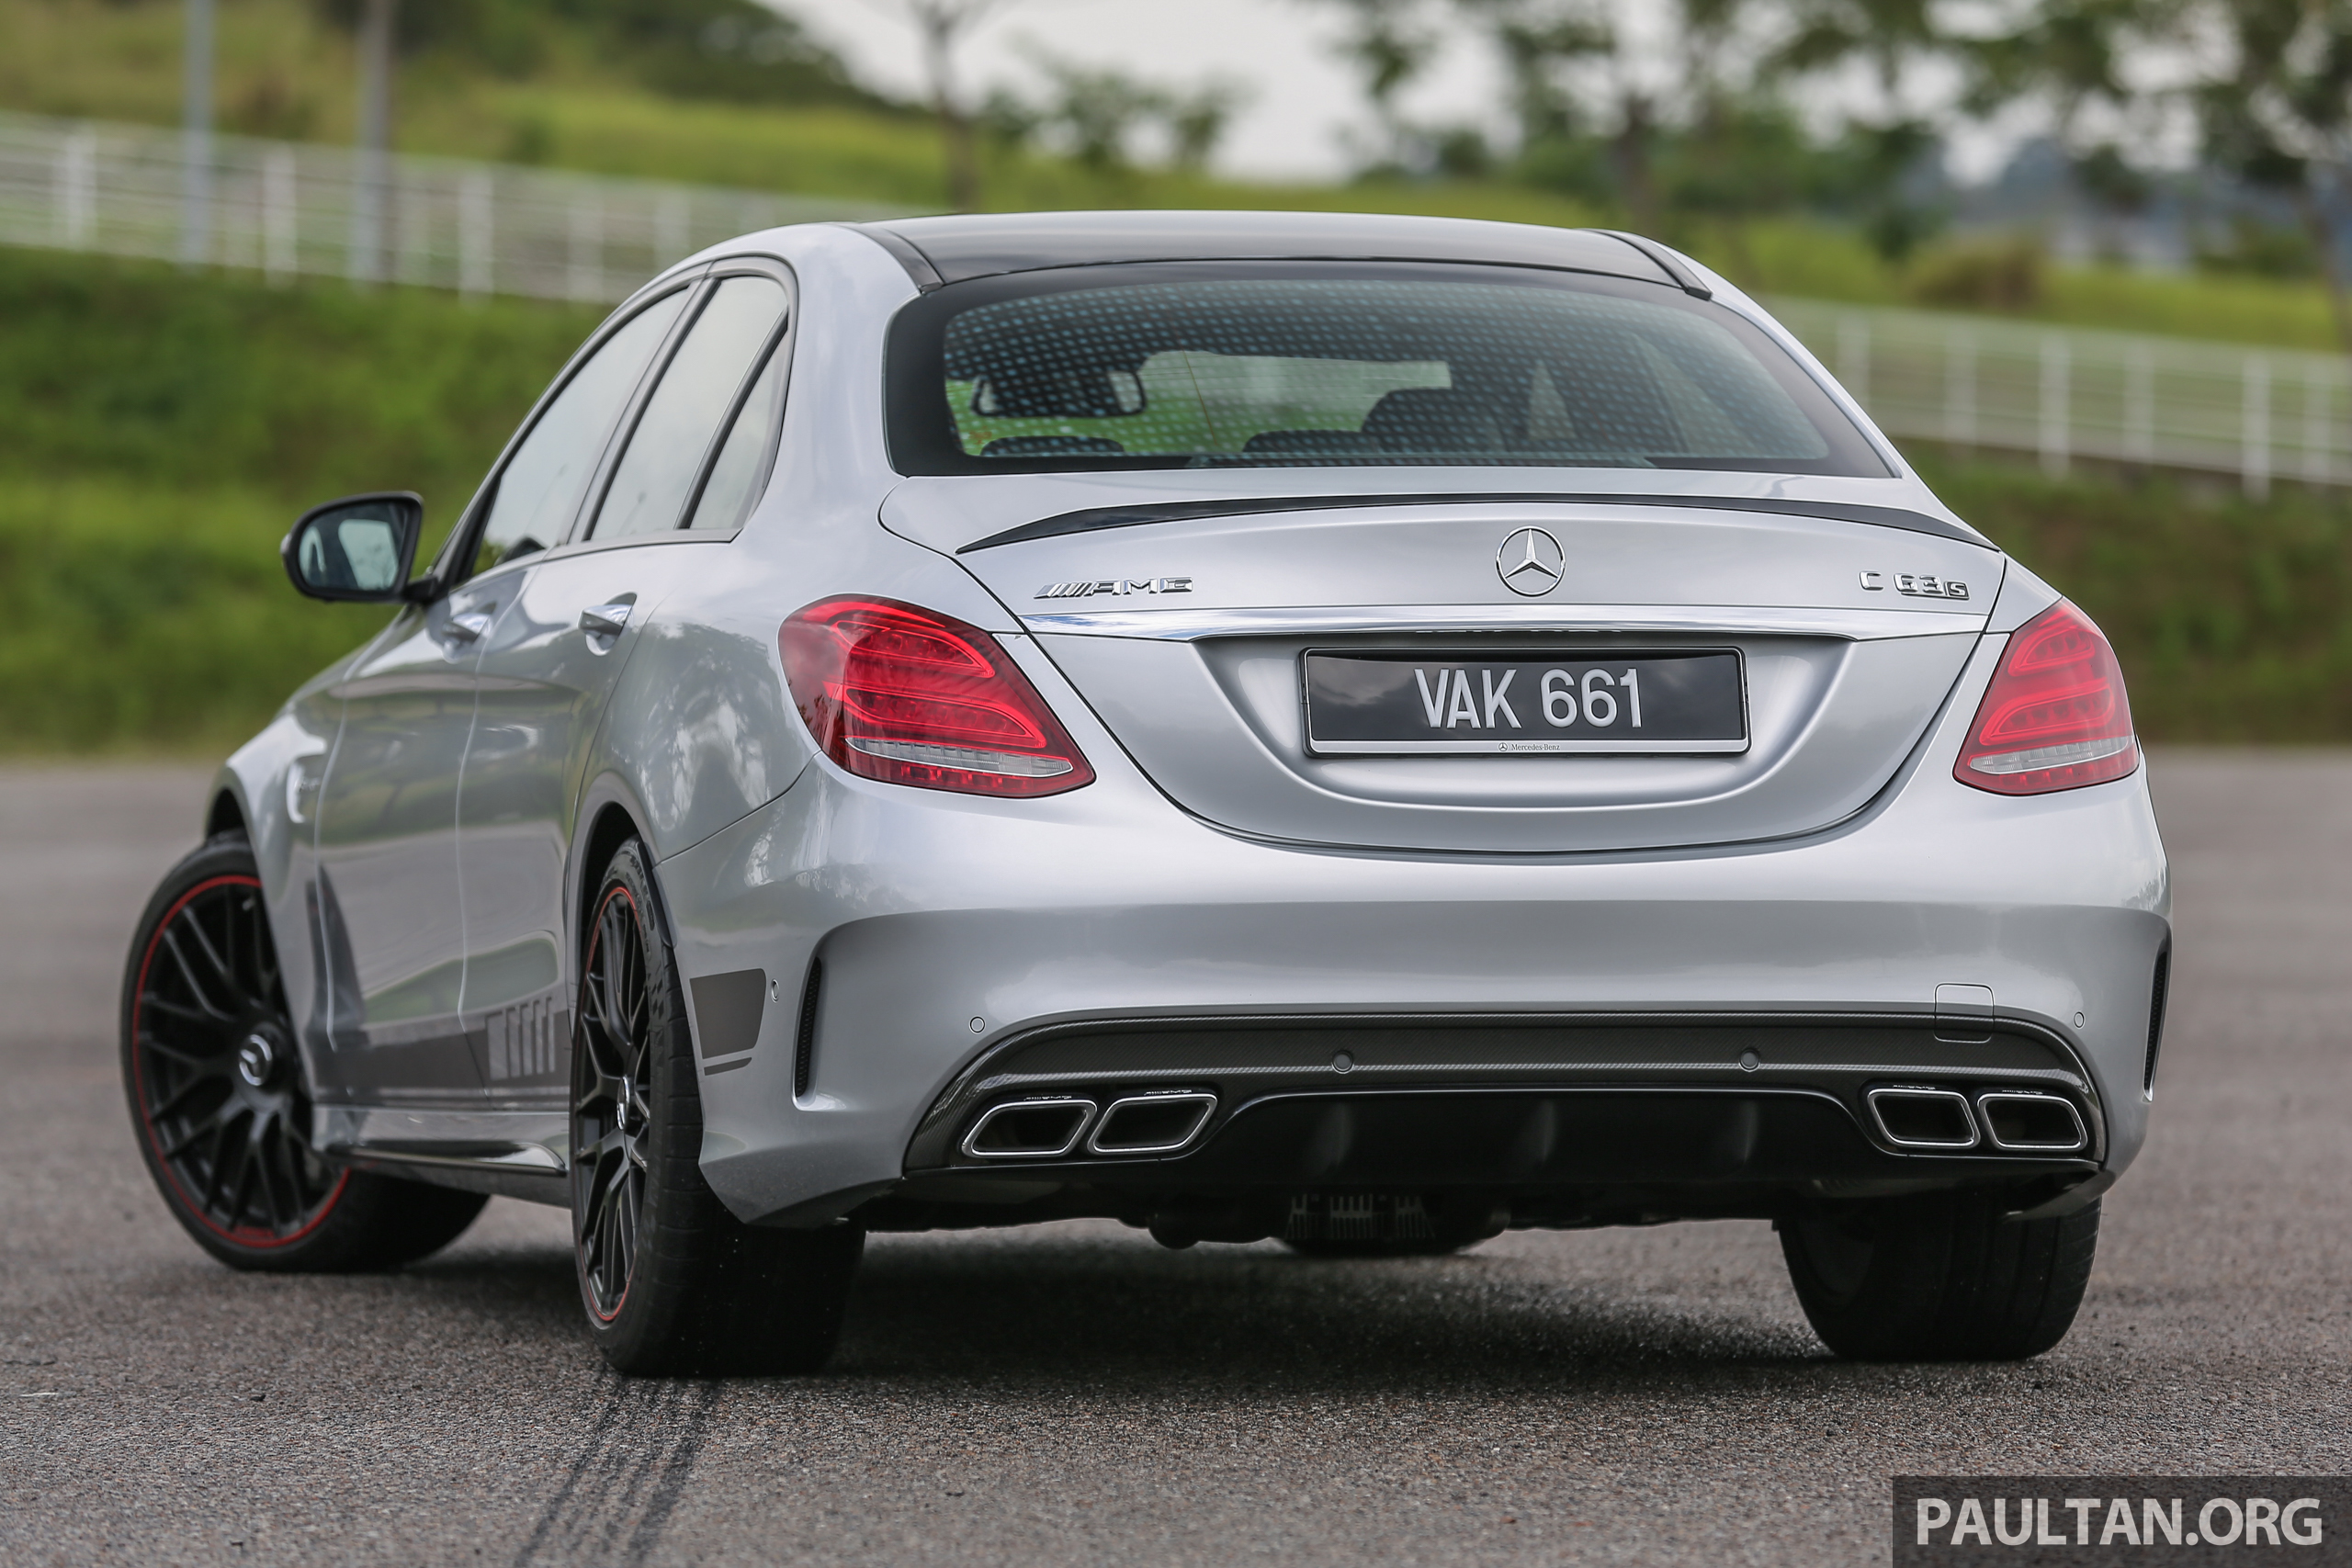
[956,491,1995,554]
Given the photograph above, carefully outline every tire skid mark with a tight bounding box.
[514,1373,721,1567]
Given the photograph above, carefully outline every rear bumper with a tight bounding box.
[908,1008,2107,1163]
[870,1010,2108,1237]
[876,1084,2102,1247]
[657,724,2167,1228]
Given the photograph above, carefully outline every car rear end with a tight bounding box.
[668,220,2166,1277]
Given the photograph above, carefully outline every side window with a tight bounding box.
[469,289,688,578]
[591,276,788,540]
[684,336,786,533]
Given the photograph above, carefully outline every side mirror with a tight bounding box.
[281,492,424,604]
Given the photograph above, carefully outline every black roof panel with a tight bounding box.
[855,210,1682,289]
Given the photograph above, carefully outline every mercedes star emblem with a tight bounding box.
[1496,527,1566,596]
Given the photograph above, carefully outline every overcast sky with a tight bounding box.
[781,0,1493,182]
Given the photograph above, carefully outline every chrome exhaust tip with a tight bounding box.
[1086,1091,1216,1156]
[1865,1086,1980,1150]
[961,1097,1096,1158]
[1976,1091,2088,1153]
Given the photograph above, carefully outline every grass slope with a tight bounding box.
[0,246,2342,752]
[1921,457,2352,742]
[0,243,604,504]
[0,475,395,750]
[0,247,597,750]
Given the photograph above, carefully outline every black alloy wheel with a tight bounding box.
[570,838,864,1376]
[122,834,487,1271]
[128,863,344,1246]
[572,872,654,1323]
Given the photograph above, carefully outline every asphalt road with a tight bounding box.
[2,754,2346,1567]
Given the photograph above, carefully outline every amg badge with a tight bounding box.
[1034,577,1193,600]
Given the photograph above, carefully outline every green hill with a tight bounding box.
[0,243,600,751]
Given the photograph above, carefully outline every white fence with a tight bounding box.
[0,112,2341,494]
[0,110,915,305]
[1770,297,2344,497]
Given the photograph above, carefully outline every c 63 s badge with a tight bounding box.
[1861,570,1969,601]
[1035,577,1193,600]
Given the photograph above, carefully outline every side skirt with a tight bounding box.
[314,1105,571,1206]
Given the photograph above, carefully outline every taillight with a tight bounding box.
[1954,601,2139,795]
[779,597,1094,797]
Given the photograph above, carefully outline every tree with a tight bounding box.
[989,52,1250,175]
[886,0,1020,211]
[1458,0,1631,210]
[1964,0,2352,353]
[1767,0,1954,261]
[1166,78,1250,171]
[1962,0,2164,259]
[2186,0,2352,352]
[1962,0,2146,131]
[1453,0,1790,231]
[1772,0,1941,98]
[1322,0,1450,169]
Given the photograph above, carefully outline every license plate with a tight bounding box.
[1303,649,1747,755]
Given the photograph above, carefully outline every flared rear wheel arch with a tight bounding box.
[567,835,863,1375]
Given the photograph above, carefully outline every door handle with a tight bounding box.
[579,603,634,638]
[446,609,494,643]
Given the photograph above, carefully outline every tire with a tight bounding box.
[571,838,863,1376]
[121,834,487,1273]
[1779,1190,2100,1360]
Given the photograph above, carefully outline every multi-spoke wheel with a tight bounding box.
[570,838,864,1376]
[573,871,654,1322]
[122,834,487,1271]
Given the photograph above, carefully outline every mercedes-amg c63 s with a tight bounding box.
[121,212,2168,1373]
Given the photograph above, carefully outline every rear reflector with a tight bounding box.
[1954,601,2140,795]
[781,597,1094,797]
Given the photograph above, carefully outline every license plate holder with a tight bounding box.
[1302,649,1748,756]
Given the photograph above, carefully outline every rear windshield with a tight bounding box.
[885,262,1886,477]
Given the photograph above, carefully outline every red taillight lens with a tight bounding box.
[780,597,1094,797]
[1954,601,2139,795]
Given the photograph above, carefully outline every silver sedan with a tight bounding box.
[119,211,2167,1374]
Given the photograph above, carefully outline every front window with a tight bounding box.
[886,263,1886,478]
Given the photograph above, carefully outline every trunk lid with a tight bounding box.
[887,475,1999,853]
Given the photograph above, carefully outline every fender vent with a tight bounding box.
[2143,944,2170,1098]
[794,957,823,1099]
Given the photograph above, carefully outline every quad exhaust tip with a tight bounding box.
[1087,1091,1217,1156]
[962,1097,1096,1159]
[1865,1087,1980,1150]
[1976,1090,2088,1153]
[1865,1086,2090,1155]
[961,1090,1220,1160]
